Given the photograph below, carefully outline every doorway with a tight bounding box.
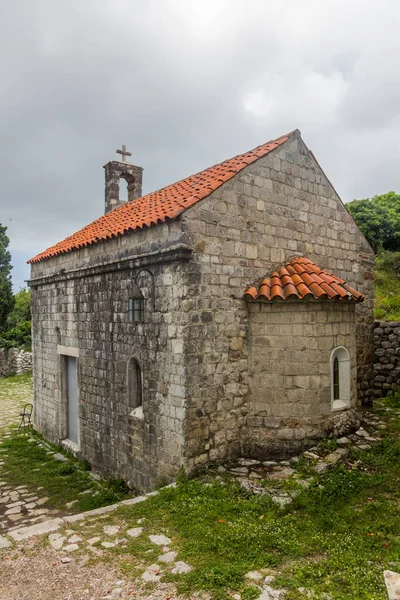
[66,356,78,445]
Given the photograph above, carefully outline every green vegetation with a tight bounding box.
[0,288,32,350]
[346,192,400,321]
[0,224,13,333]
[0,373,132,513]
[0,223,32,350]
[2,373,400,599]
[347,191,400,253]
[374,250,400,320]
[1,429,132,513]
[90,400,400,600]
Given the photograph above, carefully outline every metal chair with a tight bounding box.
[18,403,33,430]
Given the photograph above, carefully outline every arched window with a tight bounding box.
[330,346,351,410]
[128,357,143,419]
[333,357,340,400]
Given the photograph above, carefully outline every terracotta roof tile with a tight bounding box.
[28,132,292,263]
[244,257,365,303]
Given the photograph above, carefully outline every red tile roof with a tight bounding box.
[28,132,292,263]
[244,257,365,303]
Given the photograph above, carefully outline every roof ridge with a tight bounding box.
[28,130,295,264]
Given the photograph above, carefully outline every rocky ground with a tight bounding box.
[0,374,399,599]
[219,413,385,508]
[0,375,202,600]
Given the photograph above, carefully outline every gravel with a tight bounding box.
[0,537,190,600]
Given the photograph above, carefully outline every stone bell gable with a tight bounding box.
[28,130,374,488]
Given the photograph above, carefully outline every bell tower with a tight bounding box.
[103,145,143,214]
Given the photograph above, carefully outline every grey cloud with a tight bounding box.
[1,0,400,288]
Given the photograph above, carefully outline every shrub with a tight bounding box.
[57,462,76,475]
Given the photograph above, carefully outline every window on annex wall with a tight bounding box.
[128,357,143,419]
[330,346,351,411]
[128,297,144,323]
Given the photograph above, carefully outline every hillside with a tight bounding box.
[374,251,400,321]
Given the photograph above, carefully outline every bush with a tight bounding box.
[0,289,31,350]
[384,388,400,408]
[347,192,400,252]
[0,321,31,351]
[106,476,130,495]
[57,462,76,475]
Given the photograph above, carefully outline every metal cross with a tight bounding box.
[116,144,132,162]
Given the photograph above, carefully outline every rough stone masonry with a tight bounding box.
[373,320,400,398]
[28,130,375,490]
[0,348,32,377]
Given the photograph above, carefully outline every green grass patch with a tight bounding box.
[0,372,133,513]
[92,406,400,600]
[374,251,400,321]
[0,371,33,387]
[0,429,132,512]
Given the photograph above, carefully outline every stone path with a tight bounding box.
[0,493,197,599]
[0,538,187,600]
[0,376,62,533]
[0,376,398,599]
[0,479,55,532]
[0,376,29,430]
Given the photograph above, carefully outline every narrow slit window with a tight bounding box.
[128,357,143,418]
[333,356,340,400]
[128,297,144,322]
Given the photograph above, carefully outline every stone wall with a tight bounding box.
[372,320,400,398]
[181,130,374,471]
[245,301,359,457]
[0,348,32,377]
[29,129,375,488]
[30,222,193,490]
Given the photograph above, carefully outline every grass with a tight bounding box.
[0,371,33,387]
[374,251,400,320]
[3,388,400,598]
[0,372,132,513]
[85,400,400,600]
[0,430,133,512]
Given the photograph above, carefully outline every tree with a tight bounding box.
[347,192,400,253]
[0,289,31,350]
[7,288,31,329]
[0,224,13,332]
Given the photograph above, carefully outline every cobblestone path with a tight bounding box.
[0,375,63,533]
[0,376,188,599]
[0,375,29,430]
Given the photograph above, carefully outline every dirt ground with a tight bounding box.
[0,537,183,600]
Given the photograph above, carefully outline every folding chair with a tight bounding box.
[18,403,33,430]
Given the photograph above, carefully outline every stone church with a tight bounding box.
[28,130,374,489]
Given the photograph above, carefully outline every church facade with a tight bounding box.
[28,130,374,489]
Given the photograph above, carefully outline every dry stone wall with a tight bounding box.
[373,320,400,398]
[0,348,32,377]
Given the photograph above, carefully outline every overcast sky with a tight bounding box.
[1,0,400,290]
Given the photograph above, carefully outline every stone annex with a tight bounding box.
[28,130,375,490]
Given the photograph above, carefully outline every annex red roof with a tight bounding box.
[244,257,365,303]
[28,132,292,263]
